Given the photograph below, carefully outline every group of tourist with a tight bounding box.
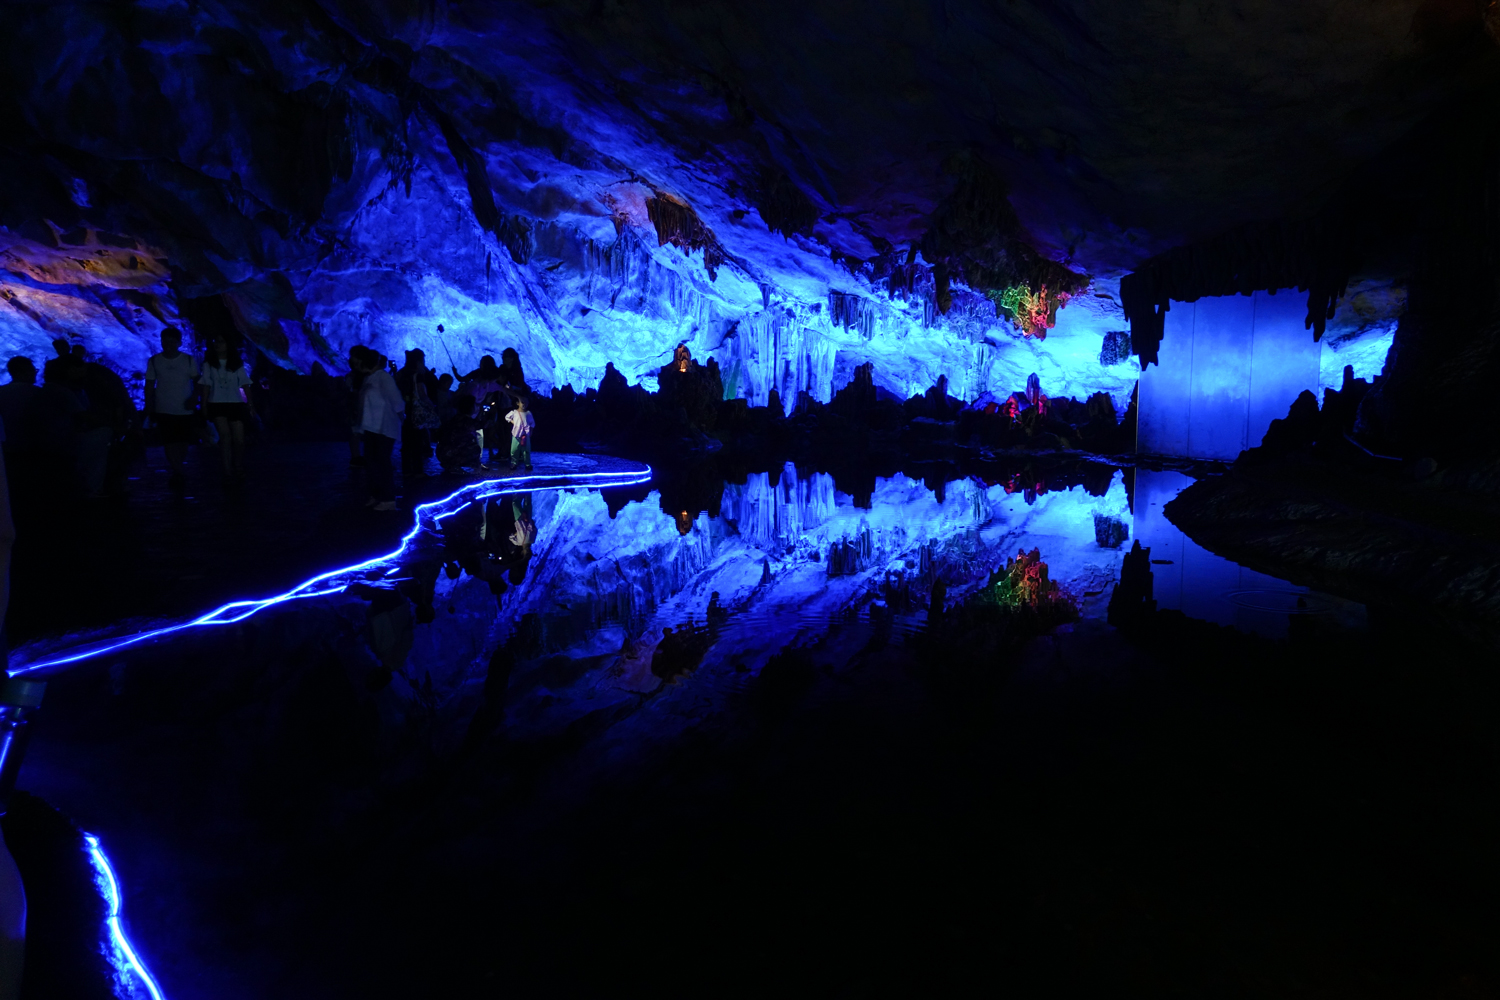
[0,337,138,500]
[0,330,537,511]
[343,344,535,509]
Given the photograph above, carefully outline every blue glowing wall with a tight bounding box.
[1138,291,1322,460]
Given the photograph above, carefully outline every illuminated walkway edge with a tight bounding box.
[11,465,652,678]
[85,832,167,1000]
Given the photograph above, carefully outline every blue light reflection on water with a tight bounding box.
[1132,470,1365,637]
[15,463,1363,1000]
[10,467,653,678]
[457,466,1139,691]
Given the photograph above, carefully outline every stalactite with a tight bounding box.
[734,308,837,412]
[646,195,726,280]
[1119,218,1351,366]
[985,283,1071,339]
[828,291,876,339]
[918,150,1085,324]
[754,168,820,238]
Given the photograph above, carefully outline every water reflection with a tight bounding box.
[19,458,1363,684]
[375,461,1366,705]
[1133,470,1366,638]
[374,462,1137,702]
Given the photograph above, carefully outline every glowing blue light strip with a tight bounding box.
[11,467,652,676]
[85,833,166,1000]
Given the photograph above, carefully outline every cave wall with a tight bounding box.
[1354,112,1500,459]
[0,0,1144,412]
[6,1,1485,416]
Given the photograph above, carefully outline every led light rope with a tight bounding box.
[85,833,166,1000]
[11,467,652,676]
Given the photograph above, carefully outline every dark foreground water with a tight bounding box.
[13,454,1496,999]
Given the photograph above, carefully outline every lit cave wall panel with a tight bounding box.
[1138,291,1323,460]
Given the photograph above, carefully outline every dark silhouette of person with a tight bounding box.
[454,354,502,386]
[454,357,506,468]
[144,328,199,488]
[396,348,441,480]
[345,347,368,466]
[353,346,405,510]
[0,358,42,457]
[46,356,106,496]
[498,347,527,398]
[69,342,133,494]
[437,393,482,473]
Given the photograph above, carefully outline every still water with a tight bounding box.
[16,459,1361,681]
[11,457,1369,1000]
[375,460,1360,711]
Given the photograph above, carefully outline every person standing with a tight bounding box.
[67,342,133,495]
[0,395,22,1000]
[437,393,482,473]
[454,356,505,468]
[396,348,440,481]
[0,358,41,459]
[504,395,534,472]
[144,328,199,489]
[57,357,110,498]
[498,347,527,398]
[344,347,368,466]
[198,338,252,482]
[0,358,43,515]
[356,347,405,511]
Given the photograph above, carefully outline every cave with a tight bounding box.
[0,2,1497,996]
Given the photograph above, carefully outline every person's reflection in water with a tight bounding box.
[400,526,444,625]
[432,490,539,606]
[504,494,536,585]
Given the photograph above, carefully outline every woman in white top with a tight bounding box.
[198,338,252,480]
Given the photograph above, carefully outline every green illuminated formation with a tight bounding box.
[979,547,1070,611]
[987,285,1071,339]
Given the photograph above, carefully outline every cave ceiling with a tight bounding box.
[0,0,1494,385]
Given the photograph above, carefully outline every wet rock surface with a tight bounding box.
[1164,456,1500,640]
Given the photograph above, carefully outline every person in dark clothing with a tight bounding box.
[70,342,134,493]
[0,358,45,503]
[345,347,368,466]
[453,354,501,386]
[498,347,527,399]
[437,393,482,473]
[0,358,41,454]
[144,328,199,488]
[434,373,457,421]
[396,348,441,479]
[453,356,506,467]
[46,357,107,496]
